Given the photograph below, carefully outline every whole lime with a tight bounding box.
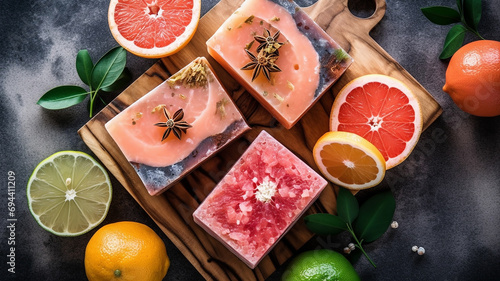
[282,249,361,281]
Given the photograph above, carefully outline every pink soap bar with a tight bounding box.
[207,0,353,129]
[105,57,250,196]
[193,130,327,268]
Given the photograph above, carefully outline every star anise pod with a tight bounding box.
[254,29,284,55]
[154,108,192,141]
[241,49,282,81]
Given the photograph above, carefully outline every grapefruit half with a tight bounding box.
[108,0,201,58]
[330,74,423,169]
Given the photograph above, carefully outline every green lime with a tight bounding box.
[282,249,361,281]
[27,151,112,236]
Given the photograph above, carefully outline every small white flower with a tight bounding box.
[348,243,356,250]
[412,246,419,252]
[391,221,399,229]
[343,247,351,254]
[417,247,425,255]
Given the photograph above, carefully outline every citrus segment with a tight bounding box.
[330,74,423,169]
[108,0,201,58]
[27,151,112,236]
[313,131,386,190]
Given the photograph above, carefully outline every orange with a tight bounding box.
[108,0,201,58]
[443,40,500,117]
[313,131,386,190]
[330,74,423,169]
[84,221,170,281]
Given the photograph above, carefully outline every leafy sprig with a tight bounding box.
[421,0,484,59]
[304,187,395,268]
[37,46,130,117]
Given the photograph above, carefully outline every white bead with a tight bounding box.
[412,246,418,252]
[391,221,399,229]
[417,247,425,255]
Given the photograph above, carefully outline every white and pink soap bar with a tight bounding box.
[193,130,327,268]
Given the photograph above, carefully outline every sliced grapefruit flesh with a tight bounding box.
[108,0,201,58]
[313,131,386,190]
[330,74,423,169]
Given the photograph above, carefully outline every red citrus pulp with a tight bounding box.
[108,0,201,58]
[330,74,423,169]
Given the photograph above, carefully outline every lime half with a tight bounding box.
[27,151,112,236]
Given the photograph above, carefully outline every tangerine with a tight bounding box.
[443,40,500,117]
[84,221,170,281]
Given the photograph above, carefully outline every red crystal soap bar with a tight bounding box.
[193,130,327,268]
[207,0,353,129]
[105,57,250,195]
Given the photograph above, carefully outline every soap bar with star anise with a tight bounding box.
[207,0,353,129]
[105,57,250,196]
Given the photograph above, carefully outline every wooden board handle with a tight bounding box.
[304,0,386,40]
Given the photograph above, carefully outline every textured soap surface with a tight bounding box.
[105,57,250,195]
[207,0,353,129]
[193,130,327,268]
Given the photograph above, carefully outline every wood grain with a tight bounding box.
[78,0,442,280]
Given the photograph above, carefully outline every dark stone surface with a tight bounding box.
[1,0,499,280]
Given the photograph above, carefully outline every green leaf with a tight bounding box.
[421,6,461,25]
[90,46,127,90]
[304,213,348,236]
[439,24,467,59]
[336,187,359,224]
[101,67,132,92]
[76,49,93,86]
[353,190,395,243]
[463,0,481,30]
[37,85,88,110]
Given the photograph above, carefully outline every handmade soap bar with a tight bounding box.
[207,0,353,129]
[105,57,250,196]
[193,130,327,268]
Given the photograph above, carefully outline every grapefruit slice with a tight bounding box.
[108,0,201,58]
[313,131,386,190]
[330,74,423,169]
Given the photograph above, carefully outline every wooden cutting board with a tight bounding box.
[78,0,442,280]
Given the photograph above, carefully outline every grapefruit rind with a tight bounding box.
[330,74,423,169]
[108,0,201,58]
[313,131,386,190]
